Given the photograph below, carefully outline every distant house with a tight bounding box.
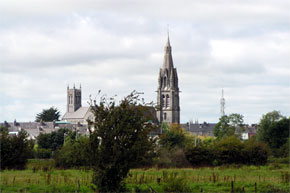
[0,119,89,139]
[237,126,257,140]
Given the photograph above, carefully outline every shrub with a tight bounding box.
[159,123,186,148]
[155,147,190,168]
[243,138,269,165]
[185,144,213,166]
[34,148,52,159]
[54,136,92,168]
[213,136,244,165]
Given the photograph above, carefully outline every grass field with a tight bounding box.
[0,159,289,192]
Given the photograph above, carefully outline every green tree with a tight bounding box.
[159,123,186,148]
[257,111,289,155]
[55,136,92,168]
[213,135,244,165]
[0,129,33,169]
[214,113,244,139]
[88,91,156,192]
[35,107,61,122]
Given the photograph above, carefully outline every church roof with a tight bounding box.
[62,107,91,119]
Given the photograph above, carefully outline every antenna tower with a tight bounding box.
[220,89,225,116]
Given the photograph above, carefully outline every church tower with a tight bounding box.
[157,35,180,124]
[67,84,82,113]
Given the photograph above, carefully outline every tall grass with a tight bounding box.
[0,160,289,192]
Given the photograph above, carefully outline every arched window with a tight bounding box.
[166,95,170,108]
[164,113,167,120]
[161,95,165,107]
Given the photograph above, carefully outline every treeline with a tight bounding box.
[1,111,289,170]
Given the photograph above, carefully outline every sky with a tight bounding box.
[0,0,289,124]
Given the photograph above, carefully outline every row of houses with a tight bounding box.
[1,119,257,140]
[0,120,88,140]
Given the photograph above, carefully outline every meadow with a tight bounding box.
[0,159,289,192]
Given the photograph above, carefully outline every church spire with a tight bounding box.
[163,33,174,70]
[157,34,180,125]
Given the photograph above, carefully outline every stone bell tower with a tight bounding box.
[156,34,180,124]
[67,84,82,113]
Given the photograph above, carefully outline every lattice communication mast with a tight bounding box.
[220,89,225,116]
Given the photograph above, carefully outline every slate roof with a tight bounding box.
[181,122,216,136]
[62,107,90,119]
[0,121,56,139]
[235,126,257,134]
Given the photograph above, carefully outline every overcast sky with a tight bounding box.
[0,0,289,124]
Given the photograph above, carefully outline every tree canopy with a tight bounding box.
[257,111,289,151]
[213,113,244,139]
[159,123,187,148]
[87,91,156,192]
[0,129,34,169]
[35,107,61,122]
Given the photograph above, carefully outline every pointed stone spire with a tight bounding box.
[163,32,174,70]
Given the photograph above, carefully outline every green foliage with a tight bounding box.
[0,129,34,169]
[54,136,92,168]
[214,113,244,139]
[185,136,269,166]
[257,111,289,157]
[37,128,69,151]
[155,147,190,168]
[35,106,61,122]
[213,136,244,165]
[88,91,156,192]
[162,172,192,192]
[243,138,269,165]
[34,148,52,159]
[159,123,186,148]
[1,164,290,192]
[185,144,213,166]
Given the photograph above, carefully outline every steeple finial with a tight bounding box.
[163,28,173,69]
[166,24,170,47]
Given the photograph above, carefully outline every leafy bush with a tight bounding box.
[243,138,269,165]
[159,123,186,148]
[34,148,52,159]
[155,147,190,168]
[185,136,269,166]
[54,136,92,168]
[37,128,69,151]
[185,144,213,166]
[213,136,244,165]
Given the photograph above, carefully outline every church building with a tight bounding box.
[156,35,180,124]
[62,85,93,124]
